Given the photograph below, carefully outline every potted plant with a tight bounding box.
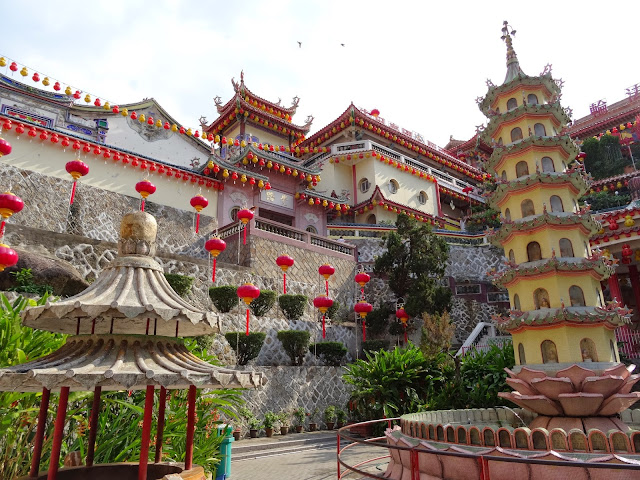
[278,411,290,436]
[263,411,278,438]
[248,417,261,438]
[336,408,347,429]
[293,407,306,433]
[324,405,336,430]
[308,407,319,432]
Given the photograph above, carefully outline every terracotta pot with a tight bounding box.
[265,428,274,437]
[309,422,317,432]
[326,422,335,430]
[280,426,288,435]
[295,425,304,433]
[336,421,344,429]
[249,429,258,438]
[233,430,241,441]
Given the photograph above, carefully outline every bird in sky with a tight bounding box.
[297,41,302,48]
[341,43,345,47]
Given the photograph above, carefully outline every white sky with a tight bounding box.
[2,0,638,147]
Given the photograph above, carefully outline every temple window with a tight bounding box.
[518,343,526,364]
[527,242,543,262]
[306,225,318,234]
[521,199,535,217]
[505,208,511,221]
[513,293,521,310]
[501,170,507,181]
[510,127,523,142]
[580,338,598,362]
[230,206,241,222]
[541,156,555,173]
[541,340,559,363]
[534,288,550,308]
[359,178,370,193]
[508,249,515,262]
[497,137,503,146]
[418,191,428,205]
[569,285,586,307]
[534,123,546,136]
[550,195,564,212]
[516,161,529,177]
[559,238,574,257]
[507,98,518,110]
[388,179,399,194]
[366,214,377,224]
[527,94,539,105]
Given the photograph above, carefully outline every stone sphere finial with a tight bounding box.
[118,211,157,256]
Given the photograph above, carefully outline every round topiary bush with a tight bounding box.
[362,339,389,355]
[277,330,311,365]
[249,290,277,317]
[225,332,266,365]
[278,294,307,320]
[209,285,238,313]
[309,341,347,366]
[164,273,194,298]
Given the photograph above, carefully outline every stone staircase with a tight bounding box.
[232,431,338,461]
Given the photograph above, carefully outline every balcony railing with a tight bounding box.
[327,223,488,245]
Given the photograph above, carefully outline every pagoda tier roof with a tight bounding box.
[591,169,640,188]
[479,73,561,115]
[489,210,600,245]
[488,169,589,208]
[567,95,640,139]
[480,103,570,143]
[486,135,579,173]
[489,255,613,288]
[494,303,631,333]
[232,145,321,174]
[596,205,640,223]
[300,104,483,178]
[0,335,265,392]
[226,75,299,115]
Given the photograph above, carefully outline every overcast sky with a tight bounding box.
[2,0,638,147]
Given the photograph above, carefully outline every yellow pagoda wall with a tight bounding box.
[494,116,561,146]
[497,187,578,220]
[502,228,590,264]
[496,149,571,179]
[507,275,604,311]
[492,86,551,112]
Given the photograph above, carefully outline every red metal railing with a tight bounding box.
[616,325,640,359]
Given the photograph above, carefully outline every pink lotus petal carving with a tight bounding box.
[530,377,575,400]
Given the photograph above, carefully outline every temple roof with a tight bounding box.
[567,95,640,140]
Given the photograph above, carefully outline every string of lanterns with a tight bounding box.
[353,267,372,341]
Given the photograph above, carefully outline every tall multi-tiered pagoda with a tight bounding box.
[481,23,638,433]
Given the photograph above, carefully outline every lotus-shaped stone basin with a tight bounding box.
[499,363,640,432]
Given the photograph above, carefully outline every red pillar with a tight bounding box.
[609,273,623,304]
[138,385,155,480]
[154,387,167,463]
[86,386,102,467]
[29,388,50,478]
[185,385,197,470]
[47,386,70,480]
[629,266,640,313]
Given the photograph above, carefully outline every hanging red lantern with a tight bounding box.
[237,283,261,335]
[396,308,410,343]
[237,208,254,245]
[0,191,24,239]
[318,264,335,295]
[135,179,156,211]
[0,138,12,157]
[622,244,633,264]
[65,159,89,205]
[354,301,373,341]
[0,243,18,272]
[313,295,334,339]
[205,236,226,283]
[355,270,370,295]
[609,219,619,231]
[276,255,295,293]
[189,194,209,233]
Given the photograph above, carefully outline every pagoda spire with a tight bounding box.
[501,20,524,84]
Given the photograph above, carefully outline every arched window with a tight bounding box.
[559,238,574,257]
[513,293,521,310]
[505,208,511,221]
[569,286,586,307]
[497,137,504,146]
[359,178,370,193]
[518,343,526,364]
[527,242,542,262]
[534,288,550,308]
[550,195,564,213]
[510,127,523,142]
[527,94,539,105]
[501,170,507,181]
[388,179,399,194]
[521,199,535,217]
[541,157,554,173]
[306,225,318,234]
[516,161,529,177]
[541,340,559,364]
[508,249,515,263]
[230,206,241,222]
[366,214,376,224]
[507,98,518,110]
[418,191,428,204]
[534,123,546,136]
[580,338,598,362]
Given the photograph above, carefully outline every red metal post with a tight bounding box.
[47,386,70,480]
[185,385,197,470]
[86,386,102,467]
[609,273,623,304]
[154,387,167,463]
[29,388,50,478]
[283,272,287,294]
[138,385,155,480]
[336,433,341,478]
[629,265,640,314]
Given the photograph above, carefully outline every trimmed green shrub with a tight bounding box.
[8,268,53,296]
[365,304,392,336]
[164,273,194,298]
[209,285,238,313]
[362,339,388,354]
[225,332,266,365]
[278,294,307,320]
[250,290,277,317]
[326,301,340,320]
[277,330,311,365]
[309,341,347,366]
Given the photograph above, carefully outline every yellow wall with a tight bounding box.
[512,325,618,365]
[317,161,352,202]
[493,86,550,113]
[508,274,604,311]
[498,185,578,220]
[502,227,590,264]
[373,162,438,217]
[497,149,569,181]
[494,116,559,146]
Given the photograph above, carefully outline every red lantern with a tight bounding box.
[0,138,12,157]
[622,244,633,264]
[0,191,24,239]
[237,283,260,335]
[355,270,370,296]
[609,219,619,231]
[189,194,209,233]
[0,243,18,272]
[354,301,373,341]
[237,208,254,245]
[135,180,156,211]
[313,295,334,338]
[276,255,295,293]
[318,264,335,295]
[205,236,226,283]
[396,308,410,343]
[65,159,89,205]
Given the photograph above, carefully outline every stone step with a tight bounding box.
[232,441,336,461]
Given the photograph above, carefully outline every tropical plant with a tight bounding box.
[278,410,290,427]
[163,273,194,298]
[582,134,626,180]
[336,408,347,424]
[308,407,320,423]
[278,294,308,320]
[249,290,277,317]
[277,330,310,366]
[293,407,306,427]
[581,191,631,211]
[323,405,336,423]
[8,268,53,296]
[362,339,388,354]
[309,341,347,366]
[224,332,266,365]
[262,411,279,430]
[209,285,238,313]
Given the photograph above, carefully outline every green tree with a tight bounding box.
[374,214,451,317]
[582,135,626,180]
